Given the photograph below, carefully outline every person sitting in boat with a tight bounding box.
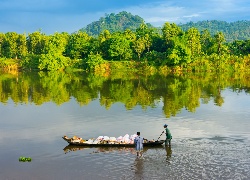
[134,132,144,157]
[163,124,172,146]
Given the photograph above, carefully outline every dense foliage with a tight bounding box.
[79,11,154,37]
[180,20,250,42]
[0,11,250,72]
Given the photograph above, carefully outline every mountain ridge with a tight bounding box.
[79,11,154,36]
[79,11,250,41]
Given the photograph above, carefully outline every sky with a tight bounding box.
[0,0,250,34]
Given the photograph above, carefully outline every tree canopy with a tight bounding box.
[79,11,155,37]
[1,12,250,72]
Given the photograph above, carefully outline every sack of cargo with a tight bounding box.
[109,137,116,142]
[130,134,137,141]
[116,136,123,142]
[103,136,110,141]
[97,136,104,140]
[86,139,94,144]
[123,134,130,144]
[93,139,100,144]
[72,139,81,143]
[80,139,86,143]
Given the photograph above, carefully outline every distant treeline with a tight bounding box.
[80,11,250,42]
[0,21,250,72]
[180,20,250,42]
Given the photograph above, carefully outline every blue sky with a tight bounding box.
[1,0,250,34]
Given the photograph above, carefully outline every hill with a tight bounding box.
[79,11,153,36]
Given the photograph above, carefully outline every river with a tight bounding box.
[0,71,249,179]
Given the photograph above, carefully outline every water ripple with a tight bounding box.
[55,138,250,180]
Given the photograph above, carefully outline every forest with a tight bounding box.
[0,11,250,73]
[180,20,250,42]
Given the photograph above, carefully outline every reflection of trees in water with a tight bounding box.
[0,71,250,117]
[213,73,224,106]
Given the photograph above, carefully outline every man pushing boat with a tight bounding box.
[163,124,172,146]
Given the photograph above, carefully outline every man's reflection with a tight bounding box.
[165,144,172,163]
[134,155,144,179]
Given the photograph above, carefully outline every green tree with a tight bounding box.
[151,34,167,53]
[186,27,201,58]
[16,34,27,59]
[229,40,250,56]
[99,30,112,59]
[143,34,152,52]
[38,53,70,71]
[136,23,150,37]
[214,32,226,55]
[123,29,136,41]
[0,33,5,57]
[86,52,105,70]
[27,31,47,55]
[2,32,19,59]
[135,23,154,52]
[98,30,111,43]
[200,29,214,55]
[165,36,191,66]
[44,32,69,54]
[88,38,100,55]
[162,22,183,45]
[108,33,132,60]
[38,32,70,71]
[133,37,145,60]
[65,31,91,59]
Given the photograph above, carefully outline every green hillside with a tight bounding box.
[79,11,153,36]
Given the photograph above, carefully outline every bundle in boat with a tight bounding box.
[63,134,148,145]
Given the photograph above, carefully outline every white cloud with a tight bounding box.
[108,0,250,26]
[183,14,200,18]
[118,2,202,26]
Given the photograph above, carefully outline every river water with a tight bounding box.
[0,71,249,179]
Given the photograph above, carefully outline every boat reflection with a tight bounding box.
[63,145,136,154]
[63,145,163,155]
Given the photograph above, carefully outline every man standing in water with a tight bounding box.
[134,132,144,157]
[164,124,172,146]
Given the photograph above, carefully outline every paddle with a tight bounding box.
[156,131,165,141]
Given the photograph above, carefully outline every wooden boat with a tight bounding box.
[62,136,165,147]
